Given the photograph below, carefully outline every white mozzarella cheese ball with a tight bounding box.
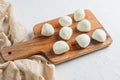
[77,19,91,32]
[59,16,72,27]
[74,9,85,21]
[76,34,90,48]
[59,27,73,40]
[41,23,55,36]
[53,41,70,54]
[92,29,106,42]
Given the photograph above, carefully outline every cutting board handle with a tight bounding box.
[0,38,49,61]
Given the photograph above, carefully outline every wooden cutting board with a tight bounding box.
[0,10,112,64]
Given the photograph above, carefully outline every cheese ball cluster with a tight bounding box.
[40,9,107,54]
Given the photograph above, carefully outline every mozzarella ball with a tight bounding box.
[53,41,70,54]
[74,9,85,21]
[76,34,90,48]
[59,16,72,27]
[92,29,106,42]
[59,27,73,40]
[41,23,55,36]
[77,19,91,32]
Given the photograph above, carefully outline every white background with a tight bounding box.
[7,0,120,80]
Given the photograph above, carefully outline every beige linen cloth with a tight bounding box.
[0,0,56,80]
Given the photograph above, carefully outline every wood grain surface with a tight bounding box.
[0,10,112,64]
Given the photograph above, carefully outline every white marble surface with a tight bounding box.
[7,0,120,80]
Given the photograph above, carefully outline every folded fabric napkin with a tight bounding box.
[0,0,56,80]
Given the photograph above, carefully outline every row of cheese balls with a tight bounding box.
[41,9,91,40]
